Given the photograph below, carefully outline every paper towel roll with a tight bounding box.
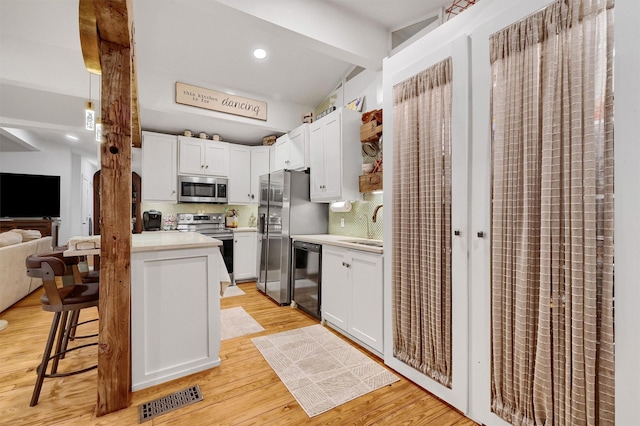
[330,200,352,212]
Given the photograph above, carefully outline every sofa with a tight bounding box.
[0,231,53,313]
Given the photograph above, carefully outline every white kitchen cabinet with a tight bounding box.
[178,136,229,177]
[287,123,309,170]
[228,145,269,205]
[349,249,384,353]
[141,131,177,202]
[270,123,310,172]
[228,144,251,204]
[233,230,257,281]
[321,246,350,331]
[309,108,361,202]
[250,146,270,202]
[321,245,384,355]
[272,134,290,172]
[269,144,276,173]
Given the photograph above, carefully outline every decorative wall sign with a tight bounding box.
[175,82,267,121]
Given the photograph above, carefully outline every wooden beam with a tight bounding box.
[78,0,139,416]
[79,0,141,147]
[79,0,100,75]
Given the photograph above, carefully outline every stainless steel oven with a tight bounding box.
[176,213,234,284]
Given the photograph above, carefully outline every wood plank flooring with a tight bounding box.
[0,282,477,425]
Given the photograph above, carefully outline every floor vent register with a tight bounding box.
[138,384,204,423]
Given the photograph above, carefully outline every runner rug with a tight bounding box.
[220,307,264,340]
[251,324,399,417]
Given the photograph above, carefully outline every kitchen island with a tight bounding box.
[65,232,228,391]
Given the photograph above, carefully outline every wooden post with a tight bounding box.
[79,0,141,416]
[95,38,133,416]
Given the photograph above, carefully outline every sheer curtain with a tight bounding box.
[489,0,615,425]
[392,57,453,387]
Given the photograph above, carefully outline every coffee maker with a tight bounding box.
[143,210,162,231]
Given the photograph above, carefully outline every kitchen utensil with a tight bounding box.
[362,141,379,157]
[372,159,383,173]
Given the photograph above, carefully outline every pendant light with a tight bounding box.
[85,73,95,131]
[95,75,102,141]
[95,117,102,141]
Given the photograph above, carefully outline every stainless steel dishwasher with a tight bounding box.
[291,240,322,320]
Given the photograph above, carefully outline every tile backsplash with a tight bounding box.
[141,203,258,228]
[328,193,383,240]
[143,192,383,238]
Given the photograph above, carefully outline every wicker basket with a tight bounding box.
[263,135,277,146]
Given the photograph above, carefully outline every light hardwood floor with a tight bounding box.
[0,282,477,425]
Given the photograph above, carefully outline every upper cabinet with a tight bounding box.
[270,123,310,172]
[228,145,270,205]
[309,108,361,202]
[228,144,251,204]
[287,123,309,170]
[272,134,291,172]
[178,136,229,177]
[141,131,177,203]
[250,146,270,202]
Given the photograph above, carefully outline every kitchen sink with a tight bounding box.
[340,239,384,247]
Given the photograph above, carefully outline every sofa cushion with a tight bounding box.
[0,236,53,312]
[0,231,22,247]
[9,228,42,242]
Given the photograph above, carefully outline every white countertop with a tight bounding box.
[65,231,221,257]
[291,234,383,254]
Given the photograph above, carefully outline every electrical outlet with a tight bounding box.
[340,218,345,228]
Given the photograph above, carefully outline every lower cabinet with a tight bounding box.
[321,245,383,355]
[233,231,257,281]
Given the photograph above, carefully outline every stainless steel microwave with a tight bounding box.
[178,175,228,204]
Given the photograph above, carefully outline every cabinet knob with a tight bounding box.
[205,165,209,169]
[454,230,461,236]
[477,231,485,238]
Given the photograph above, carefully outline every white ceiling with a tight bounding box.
[0,0,455,160]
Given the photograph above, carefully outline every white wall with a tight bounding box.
[1,138,98,244]
[343,68,383,112]
[382,0,639,424]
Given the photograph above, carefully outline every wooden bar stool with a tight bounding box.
[45,247,99,360]
[25,254,100,406]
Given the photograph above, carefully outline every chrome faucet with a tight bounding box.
[372,204,383,223]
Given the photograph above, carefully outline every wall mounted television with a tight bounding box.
[0,172,61,218]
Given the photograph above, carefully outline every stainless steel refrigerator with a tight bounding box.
[257,170,328,305]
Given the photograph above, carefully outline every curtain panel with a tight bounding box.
[391,57,453,388]
[489,0,615,425]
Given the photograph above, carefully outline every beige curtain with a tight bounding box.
[392,57,453,388]
[490,0,615,425]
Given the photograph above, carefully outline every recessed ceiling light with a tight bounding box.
[253,48,267,59]
[66,134,79,141]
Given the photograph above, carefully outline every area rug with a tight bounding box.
[220,306,264,340]
[251,324,399,417]
[221,285,246,298]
